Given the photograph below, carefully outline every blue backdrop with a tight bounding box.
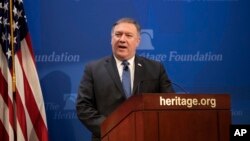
[24,0,250,140]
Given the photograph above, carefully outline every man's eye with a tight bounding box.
[115,33,122,37]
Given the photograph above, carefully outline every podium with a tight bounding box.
[101,93,231,141]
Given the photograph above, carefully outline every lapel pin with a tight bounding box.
[138,63,142,67]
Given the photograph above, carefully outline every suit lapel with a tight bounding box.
[132,56,146,95]
[105,56,124,94]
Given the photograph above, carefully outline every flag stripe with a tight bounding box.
[0,96,10,141]
[15,114,26,141]
[0,119,10,141]
[0,123,9,140]
[15,90,28,141]
[0,64,9,110]
[25,33,36,65]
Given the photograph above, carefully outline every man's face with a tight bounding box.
[111,22,140,60]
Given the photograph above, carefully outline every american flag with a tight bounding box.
[0,0,48,141]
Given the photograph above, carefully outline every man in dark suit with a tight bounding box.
[76,17,174,141]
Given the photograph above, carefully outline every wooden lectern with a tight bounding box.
[101,93,231,141]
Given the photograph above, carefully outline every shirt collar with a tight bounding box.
[113,55,135,66]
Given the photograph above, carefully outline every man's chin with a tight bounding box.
[115,53,129,60]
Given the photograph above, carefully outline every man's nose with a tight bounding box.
[119,34,126,42]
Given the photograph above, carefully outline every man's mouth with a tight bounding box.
[118,45,127,49]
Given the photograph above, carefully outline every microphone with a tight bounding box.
[136,79,188,95]
[164,80,188,94]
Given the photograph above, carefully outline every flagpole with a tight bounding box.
[9,0,16,93]
[9,1,18,140]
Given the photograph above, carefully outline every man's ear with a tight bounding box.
[136,36,141,47]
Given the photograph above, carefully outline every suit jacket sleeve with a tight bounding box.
[76,63,106,138]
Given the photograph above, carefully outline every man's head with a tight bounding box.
[111,18,141,61]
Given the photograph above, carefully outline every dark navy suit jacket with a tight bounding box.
[76,55,174,141]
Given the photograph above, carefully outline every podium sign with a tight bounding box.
[101,94,231,141]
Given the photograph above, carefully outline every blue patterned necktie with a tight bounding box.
[122,60,131,98]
